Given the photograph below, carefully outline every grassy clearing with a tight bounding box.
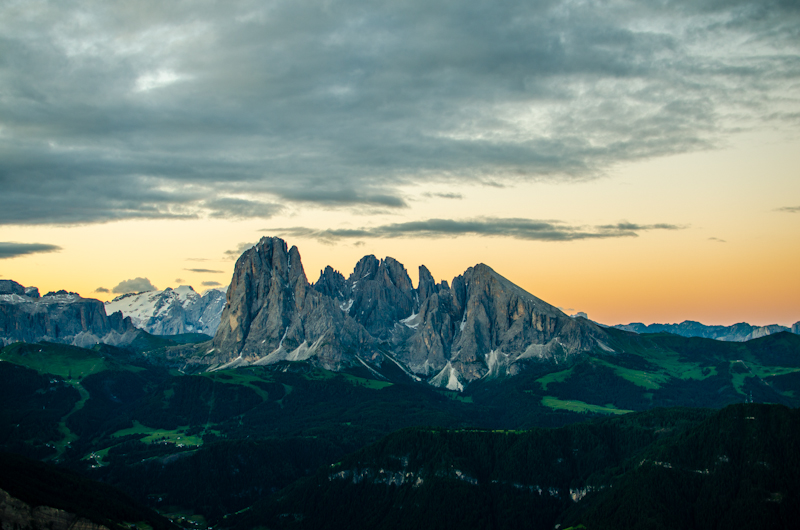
[339,372,394,390]
[753,366,800,378]
[45,381,91,460]
[645,352,715,382]
[161,508,208,529]
[440,390,473,403]
[730,360,752,395]
[593,359,670,390]
[302,367,394,389]
[541,396,632,415]
[83,445,114,467]
[536,367,574,390]
[0,342,113,379]
[112,421,203,447]
[202,369,274,400]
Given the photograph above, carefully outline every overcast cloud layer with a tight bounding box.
[2,0,799,225]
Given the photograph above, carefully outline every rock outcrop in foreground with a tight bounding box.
[0,488,109,530]
[0,281,137,348]
[203,237,609,389]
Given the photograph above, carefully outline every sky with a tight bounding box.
[1,0,799,327]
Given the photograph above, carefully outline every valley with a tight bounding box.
[2,238,799,530]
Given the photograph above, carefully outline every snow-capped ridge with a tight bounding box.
[105,284,226,336]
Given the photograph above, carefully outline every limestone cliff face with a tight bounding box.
[0,289,136,348]
[0,488,110,530]
[209,238,375,370]
[205,237,608,389]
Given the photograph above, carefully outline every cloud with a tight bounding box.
[1,1,798,225]
[0,242,62,259]
[776,206,800,213]
[423,192,463,200]
[112,277,157,294]
[268,217,685,242]
[184,268,224,274]
[201,281,222,287]
[709,237,727,243]
[203,198,284,219]
[224,242,256,260]
[94,287,110,293]
[174,278,185,283]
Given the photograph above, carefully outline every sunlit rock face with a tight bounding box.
[204,236,608,388]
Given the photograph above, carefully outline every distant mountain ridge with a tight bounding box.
[104,285,226,336]
[614,320,800,341]
[196,236,609,389]
[0,280,138,348]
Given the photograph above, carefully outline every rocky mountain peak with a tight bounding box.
[350,255,380,282]
[313,266,347,300]
[208,237,375,371]
[0,280,25,296]
[417,265,437,304]
[201,237,608,389]
[345,255,416,340]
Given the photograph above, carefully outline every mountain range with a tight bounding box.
[3,238,799,392]
[2,235,800,530]
[614,320,800,342]
[0,280,137,349]
[195,237,610,390]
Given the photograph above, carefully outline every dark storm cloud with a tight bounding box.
[112,277,157,294]
[184,268,223,273]
[270,218,685,242]
[2,0,799,225]
[0,242,62,259]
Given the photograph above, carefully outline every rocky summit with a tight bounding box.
[196,237,610,389]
